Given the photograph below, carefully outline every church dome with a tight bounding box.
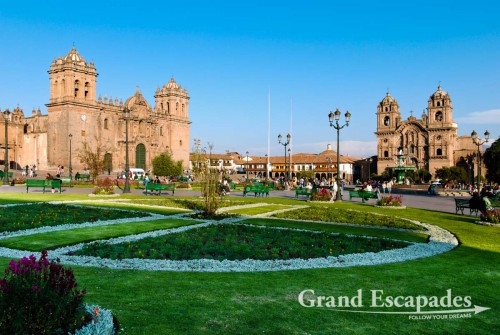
[124,88,151,110]
[63,47,85,63]
[430,85,449,99]
[380,91,397,104]
[164,76,180,89]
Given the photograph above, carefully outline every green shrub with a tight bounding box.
[0,251,88,334]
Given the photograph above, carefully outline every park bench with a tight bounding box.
[454,198,480,216]
[243,185,269,197]
[145,182,176,195]
[75,173,91,181]
[349,190,377,203]
[59,177,72,186]
[295,188,313,199]
[0,171,14,179]
[26,179,62,193]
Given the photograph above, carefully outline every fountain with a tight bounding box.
[388,149,416,184]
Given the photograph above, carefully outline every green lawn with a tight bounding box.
[0,193,498,334]
[0,218,198,251]
[223,204,293,215]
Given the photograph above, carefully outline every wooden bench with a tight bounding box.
[145,182,175,195]
[26,179,62,193]
[75,173,91,181]
[349,190,377,203]
[243,185,269,197]
[295,188,313,199]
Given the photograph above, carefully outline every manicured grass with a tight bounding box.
[273,206,425,230]
[0,193,498,334]
[224,204,293,215]
[73,223,408,261]
[0,218,199,251]
[0,203,150,232]
[241,218,428,243]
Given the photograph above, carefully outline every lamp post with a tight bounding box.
[2,109,11,185]
[69,133,73,187]
[278,133,291,180]
[368,157,373,181]
[288,148,292,180]
[123,107,131,194]
[328,108,351,201]
[471,129,490,191]
[246,151,249,181]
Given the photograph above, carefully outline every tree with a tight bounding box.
[435,166,468,184]
[191,149,223,216]
[152,152,183,177]
[77,138,108,183]
[483,137,500,183]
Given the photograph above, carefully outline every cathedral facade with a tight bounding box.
[375,86,478,177]
[1,47,191,173]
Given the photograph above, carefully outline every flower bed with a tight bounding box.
[376,195,404,207]
[480,208,500,224]
[70,223,409,261]
[311,188,332,201]
[273,207,423,230]
[0,203,150,233]
[93,177,116,195]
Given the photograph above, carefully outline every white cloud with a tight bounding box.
[455,109,500,125]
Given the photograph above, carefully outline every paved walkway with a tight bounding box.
[1,184,468,215]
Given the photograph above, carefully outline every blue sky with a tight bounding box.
[1,1,498,157]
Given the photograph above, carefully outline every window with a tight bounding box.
[84,82,89,98]
[437,101,441,107]
[74,80,80,97]
[435,111,443,121]
[437,148,442,156]
[104,118,108,129]
[159,126,163,136]
[23,124,28,134]
[384,116,390,126]
[179,140,182,146]
[384,151,389,158]
[410,145,415,154]
[385,107,388,112]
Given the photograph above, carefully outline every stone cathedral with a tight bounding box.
[1,47,191,173]
[375,85,478,176]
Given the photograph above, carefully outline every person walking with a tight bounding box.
[387,180,393,194]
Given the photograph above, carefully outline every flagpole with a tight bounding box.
[267,89,271,180]
[290,96,293,181]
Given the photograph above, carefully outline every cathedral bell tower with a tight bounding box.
[376,92,400,130]
[375,92,401,172]
[427,85,453,128]
[46,47,99,169]
[48,47,98,103]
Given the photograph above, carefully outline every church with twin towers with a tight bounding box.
[1,47,191,173]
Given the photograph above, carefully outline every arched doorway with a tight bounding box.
[104,153,113,174]
[135,144,146,170]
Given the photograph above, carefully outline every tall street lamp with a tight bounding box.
[368,157,373,181]
[288,148,292,180]
[246,151,249,181]
[123,107,131,194]
[278,133,291,180]
[471,129,489,190]
[2,109,11,185]
[69,133,73,187]
[328,108,351,201]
